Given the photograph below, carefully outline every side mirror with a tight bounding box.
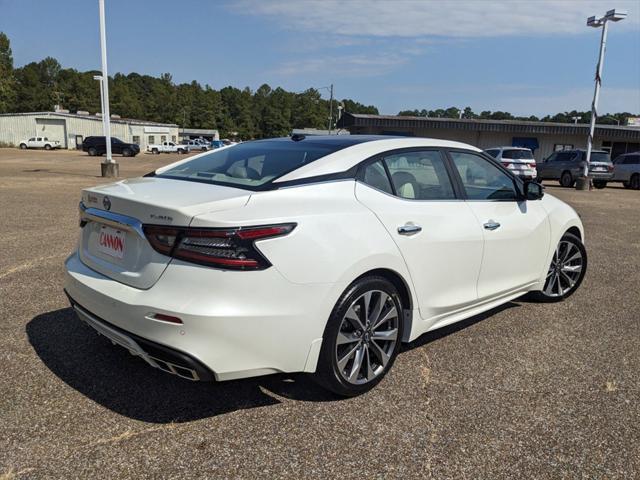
[524,180,544,200]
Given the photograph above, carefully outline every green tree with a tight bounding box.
[0,32,16,112]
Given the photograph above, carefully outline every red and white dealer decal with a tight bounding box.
[97,225,126,259]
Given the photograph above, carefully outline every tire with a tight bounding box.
[178,148,186,154]
[529,232,587,303]
[152,148,159,155]
[560,171,574,188]
[88,147,97,157]
[19,143,27,149]
[593,180,607,189]
[314,276,404,396]
[122,148,131,157]
[44,144,51,150]
[631,174,640,190]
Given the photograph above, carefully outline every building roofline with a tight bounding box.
[0,111,178,127]
[338,112,640,140]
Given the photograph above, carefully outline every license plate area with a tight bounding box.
[96,225,126,259]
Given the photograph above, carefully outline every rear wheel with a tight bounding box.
[88,147,97,156]
[593,180,607,189]
[19,143,27,149]
[560,171,574,188]
[315,276,403,396]
[122,148,132,157]
[529,232,587,302]
[152,148,159,155]
[631,174,640,190]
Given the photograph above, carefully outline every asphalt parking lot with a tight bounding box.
[1,148,639,479]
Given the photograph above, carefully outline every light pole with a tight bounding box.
[577,8,627,190]
[317,85,334,134]
[93,74,105,130]
[98,0,117,177]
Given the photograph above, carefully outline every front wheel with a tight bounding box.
[529,232,587,302]
[314,276,403,396]
[593,180,607,189]
[88,147,97,156]
[152,148,159,155]
[44,144,51,150]
[122,148,131,157]
[631,174,640,190]
[19,143,27,149]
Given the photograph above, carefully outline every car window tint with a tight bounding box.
[362,160,393,194]
[384,150,455,200]
[502,149,533,160]
[450,151,518,201]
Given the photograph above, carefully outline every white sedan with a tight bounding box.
[64,136,587,396]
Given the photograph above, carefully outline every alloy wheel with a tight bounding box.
[543,240,584,297]
[335,290,399,385]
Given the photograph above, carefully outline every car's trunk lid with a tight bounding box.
[78,177,250,289]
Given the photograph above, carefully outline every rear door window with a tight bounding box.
[361,160,393,194]
[383,150,455,200]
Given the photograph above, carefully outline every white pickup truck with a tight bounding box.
[19,136,62,150]
[146,141,189,154]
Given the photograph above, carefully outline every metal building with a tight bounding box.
[337,113,640,160]
[0,111,179,150]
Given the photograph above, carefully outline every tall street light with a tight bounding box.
[98,0,117,177]
[577,8,627,190]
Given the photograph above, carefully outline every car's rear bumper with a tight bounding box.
[589,172,614,180]
[63,251,335,381]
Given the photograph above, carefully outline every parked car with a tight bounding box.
[537,149,613,188]
[484,147,537,180]
[147,141,189,154]
[19,136,61,150]
[210,140,226,149]
[180,139,209,152]
[65,136,586,396]
[611,152,640,190]
[82,136,140,157]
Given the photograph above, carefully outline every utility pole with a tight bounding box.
[578,9,626,190]
[328,84,334,134]
[98,0,117,177]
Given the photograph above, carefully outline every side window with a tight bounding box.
[28,137,35,142]
[626,155,640,165]
[361,160,393,194]
[384,150,455,200]
[450,151,518,201]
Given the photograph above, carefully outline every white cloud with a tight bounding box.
[231,0,639,38]
[270,53,410,77]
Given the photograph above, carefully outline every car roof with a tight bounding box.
[485,146,531,151]
[274,135,481,182]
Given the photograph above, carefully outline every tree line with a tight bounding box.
[397,107,635,125]
[0,32,635,140]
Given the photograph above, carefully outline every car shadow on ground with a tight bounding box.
[27,302,520,423]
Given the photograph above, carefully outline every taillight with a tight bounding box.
[502,162,512,168]
[143,223,296,270]
[608,164,614,172]
[530,163,537,170]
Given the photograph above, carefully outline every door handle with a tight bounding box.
[483,220,501,231]
[398,224,422,235]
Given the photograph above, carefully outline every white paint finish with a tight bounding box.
[355,182,483,321]
[276,138,481,182]
[64,137,585,383]
[465,200,551,299]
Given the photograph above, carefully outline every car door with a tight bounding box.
[355,149,484,322]
[538,152,558,179]
[448,150,550,300]
[34,137,44,148]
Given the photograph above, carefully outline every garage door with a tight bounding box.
[36,118,67,148]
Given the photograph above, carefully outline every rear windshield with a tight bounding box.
[590,152,611,163]
[501,149,534,160]
[157,140,342,189]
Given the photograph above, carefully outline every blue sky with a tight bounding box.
[1,0,639,116]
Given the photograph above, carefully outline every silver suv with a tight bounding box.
[611,152,640,190]
[484,147,537,180]
[537,149,613,189]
